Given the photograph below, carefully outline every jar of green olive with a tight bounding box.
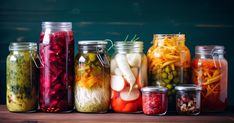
[6,42,38,112]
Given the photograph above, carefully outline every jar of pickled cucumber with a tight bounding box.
[6,42,38,112]
[75,40,110,113]
[147,34,191,110]
[111,41,148,113]
[192,46,228,112]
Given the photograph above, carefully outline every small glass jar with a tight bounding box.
[111,41,148,113]
[39,22,74,112]
[175,84,201,115]
[75,40,110,113]
[141,86,168,115]
[6,42,38,112]
[192,46,228,112]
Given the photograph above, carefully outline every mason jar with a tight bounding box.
[75,40,110,113]
[141,86,168,116]
[192,45,228,112]
[111,41,148,113]
[6,42,38,112]
[175,84,201,115]
[39,22,74,112]
[147,34,191,110]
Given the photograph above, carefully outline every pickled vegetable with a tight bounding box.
[7,50,38,112]
[147,34,191,96]
[192,59,228,112]
[39,30,74,112]
[75,52,110,112]
[111,41,147,113]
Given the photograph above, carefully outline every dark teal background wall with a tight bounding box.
[0,0,233,105]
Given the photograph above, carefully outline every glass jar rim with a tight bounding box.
[9,42,37,51]
[42,22,72,29]
[78,40,108,45]
[175,84,202,91]
[141,86,168,92]
[195,45,225,55]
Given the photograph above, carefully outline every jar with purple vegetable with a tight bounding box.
[39,22,74,112]
[175,84,201,115]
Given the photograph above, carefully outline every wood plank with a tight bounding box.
[0,105,234,123]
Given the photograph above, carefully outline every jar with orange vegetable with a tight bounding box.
[192,46,228,112]
[147,34,191,110]
[111,41,148,113]
[75,41,111,113]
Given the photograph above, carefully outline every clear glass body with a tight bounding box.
[142,91,167,115]
[111,41,148,113]
[176,90,201,115]
[147,34,191,110]
[74,42,110,113]
[192,46,228,112]
[6,43,38,112]
[39,22,74,112]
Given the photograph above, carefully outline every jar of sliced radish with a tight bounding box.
[111,41,148,113]
[141,86,168,115]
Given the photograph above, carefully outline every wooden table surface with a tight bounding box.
[0,105,234,123]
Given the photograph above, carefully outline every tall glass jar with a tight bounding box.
[111,41,148,113]
[147,34,191,110]
[39,22,74,112]
[192,46,228,112]
[6,42,38,112]
[75,41,110,113]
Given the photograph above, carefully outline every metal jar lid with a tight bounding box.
[175,84,202,91]
[78,40,108,45]
[141,86,168,93]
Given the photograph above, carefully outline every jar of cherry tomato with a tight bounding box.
[175,84,201,115]
[192,46,228,112]
[141,86,168,115]
[39,22,74,112]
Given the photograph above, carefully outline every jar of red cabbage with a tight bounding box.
[39,22,74,112]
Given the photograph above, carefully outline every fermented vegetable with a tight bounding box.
[6,42,38,112]
[75,41,110,113]
[111,40,147,113]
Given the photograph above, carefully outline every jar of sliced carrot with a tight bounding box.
[111,41,148,113]
[147,34,191,110]
[192,46,228,112]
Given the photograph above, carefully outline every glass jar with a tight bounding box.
[147,34,191,110]
[175,84,201,115]
[75,40,110,113]
[111,41,148,113]
[192,46,228,112]
[141,86,168,116]
[39,22,74,112]
[6,42,38,112]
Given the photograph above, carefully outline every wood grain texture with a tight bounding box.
[0,105,234,123]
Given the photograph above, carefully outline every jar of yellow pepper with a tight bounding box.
[147,34,191,109]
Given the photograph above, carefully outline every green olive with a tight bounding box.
[161,72,168,79]
[163,79,171,83]
[168,74,173,80]
[166,84,173,90]
[172,70,177,76]
[165,66,171,73]
[88,53,96,62]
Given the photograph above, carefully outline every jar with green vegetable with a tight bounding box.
[75,40,111,113]
[6,42,38,112]
[147,34,191,110]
